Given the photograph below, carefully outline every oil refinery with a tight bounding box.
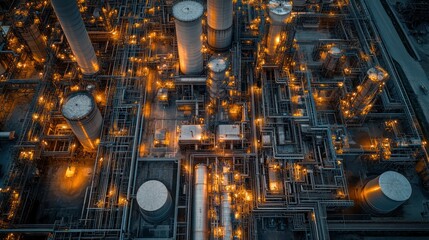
[1,0,429,239]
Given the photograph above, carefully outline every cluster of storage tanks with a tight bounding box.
[172,0,233,75]
[49,0,104,149]
[172,0,294,61]
[48,0,418,237]
[172,0,295,70]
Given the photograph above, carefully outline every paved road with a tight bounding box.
[364,0,429,127]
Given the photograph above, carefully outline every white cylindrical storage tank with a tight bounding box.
[136,180,173,223]
[267,1,292,55]
[173,1,204,75]
[61,91,102,151]
[207,57,228,100]
[362,171,412,214]
[51,0,99,75]
[193,164,208,240]
[207,0,233,50]
[323,46,341,73]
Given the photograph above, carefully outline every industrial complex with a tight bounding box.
[0,0,429,239]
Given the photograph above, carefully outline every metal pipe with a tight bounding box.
[0,131,15,140]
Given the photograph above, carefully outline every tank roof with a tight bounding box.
[367,66,389,82]
[218,125,241,141]
[379,171,412,202]
[179,125,203,141]
[136,180,169,212]
[268,1,292,16]
[62,92,94,120]
[173,1,203,22]
[328,46,341,55]
[208,58,228,73]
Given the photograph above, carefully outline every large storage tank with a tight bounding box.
[362,171,412,214]
[193,164,208,240]
[207,0,233,50]
[61,91,102,151]
[207,57,228,101]
[341,66,389,120]
[51,0,99,75]
[267,1,292,55]
[173,1,204,75]
[136,180,173,223]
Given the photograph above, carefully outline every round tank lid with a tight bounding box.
[62,93,94,120]
[269,1,292,16]
[136,180,169,212]
[173,1,203,22]
[379,171,412,202]
[367,66,388,82]
[328,47,341,55]
[208,58,228,73]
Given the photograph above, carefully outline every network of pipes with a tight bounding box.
[0,0,429,239]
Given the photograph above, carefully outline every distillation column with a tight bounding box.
[221,167,232,240]
[267,1,292,55]
[341,66,389,121]
[207,57,228,103]
[173,1,204,75]
[193,164,208,240]
[51,0,99,75]
[322,46,342,75]
[13,8,46,63]
[207,0,233,50]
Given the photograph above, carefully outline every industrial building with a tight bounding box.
[0,0,429,239]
